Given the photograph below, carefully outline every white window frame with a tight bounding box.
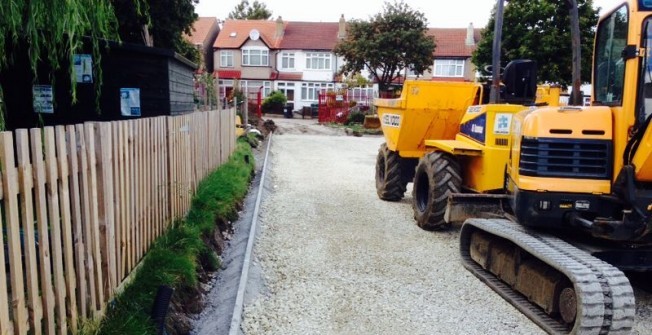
[220,50,234,68]
[434,59,465,77]
[218,79,234,99]
[241,80,272,97]
[242,47,269,66]
[281,52,295,70]
[305,52,332,70]
[301,82,334,101]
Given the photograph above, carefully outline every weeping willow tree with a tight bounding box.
[0,0,147,126]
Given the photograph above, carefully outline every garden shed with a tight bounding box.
[0,40,197,130]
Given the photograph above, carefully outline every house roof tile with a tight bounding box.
[280,22,339,50]
[215,20,285,49]
[428,28,482,57]
[185,17,219,45]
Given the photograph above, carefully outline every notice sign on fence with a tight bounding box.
[74,54,93,83]
[33,85,54,114]
[120,88,141,116]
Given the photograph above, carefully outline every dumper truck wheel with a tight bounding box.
[375,143,407,201]
[412,152,461,230]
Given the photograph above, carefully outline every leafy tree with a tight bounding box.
[111,0,200,62]
[228,0,273,20]
[472,0,599,86]
[0,0,126,120]
[334,1,435,91]
[261,90,287,113]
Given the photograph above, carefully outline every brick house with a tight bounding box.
[421,23,482,82]
[213,17,483,110]
[186,17,220,72]
[214,16,351,111]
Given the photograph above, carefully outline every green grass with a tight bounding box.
[87,138,255,335]
[327,122,383,135]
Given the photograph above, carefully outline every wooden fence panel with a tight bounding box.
[15,130,42,335]
[43,127,68,334]
[81,123,104,313]
[0,111,236,334]
[77,124,99,317]
[30,128,57,334]
[66,125,88,320]
[95,122,117,297]
[54,126,78,333]
[0,132,28,334]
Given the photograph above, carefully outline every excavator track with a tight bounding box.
[460,219,636,334]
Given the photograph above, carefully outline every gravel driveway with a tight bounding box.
[240,117,652,334]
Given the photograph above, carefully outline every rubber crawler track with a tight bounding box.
[460,219,635,335]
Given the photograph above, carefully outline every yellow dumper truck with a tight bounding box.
[374,61,560,230]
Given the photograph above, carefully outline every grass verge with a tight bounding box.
[86,136,255,335]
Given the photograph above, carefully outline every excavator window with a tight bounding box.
[594,5,628,106]
[641,19,652,121]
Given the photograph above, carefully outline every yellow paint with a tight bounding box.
[235,115,245,137]
[374,80,482,155]
[535,85,562,107]
[509,106,613,193]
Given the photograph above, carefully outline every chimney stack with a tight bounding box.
[276,16,284,39]
[338,14,346,39]
[465,22,475,46]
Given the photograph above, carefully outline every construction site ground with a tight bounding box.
[193,115,652,334]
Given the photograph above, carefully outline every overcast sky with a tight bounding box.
[195,0,625,28]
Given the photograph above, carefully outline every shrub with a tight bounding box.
[346,111,366,125]
[261,91,287,113]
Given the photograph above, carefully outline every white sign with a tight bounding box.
[120,88,141,116]
[494,113,513,135]
[74,54,93,83]
[33,85,54,114]
[467,106,482,114]
[382,113,401,128]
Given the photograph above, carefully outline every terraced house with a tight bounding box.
[213,17,482,111]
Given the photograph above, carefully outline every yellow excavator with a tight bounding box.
[375,0,652,333]
[459,1,652,333]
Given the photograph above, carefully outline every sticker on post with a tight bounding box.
[382,114,401,128]
[494,113,513,135]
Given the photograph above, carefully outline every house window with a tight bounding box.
[277,82,296,102]
[281,52,295,69]
[218,79,234,99]
[434,59,465,77]
[305,53,331,70]
[301,82,334,101]
[242,48,269,66]
[220,51,234,67]
[240,80,272,97]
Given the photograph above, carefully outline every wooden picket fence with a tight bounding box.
[0,109,236,335]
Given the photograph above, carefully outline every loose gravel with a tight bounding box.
[232,117,652,334]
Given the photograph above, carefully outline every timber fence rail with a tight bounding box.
[0,109,236,334]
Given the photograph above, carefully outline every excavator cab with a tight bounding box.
[502,59,538,105]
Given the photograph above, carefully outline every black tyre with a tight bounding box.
[412,152,462,230]
[375,143,408,201]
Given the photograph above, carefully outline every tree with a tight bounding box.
[334,1,435,91]
[472,0,599,87]
[228,0,273,20]
[0,0,125,121]
[111,0,200,63]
